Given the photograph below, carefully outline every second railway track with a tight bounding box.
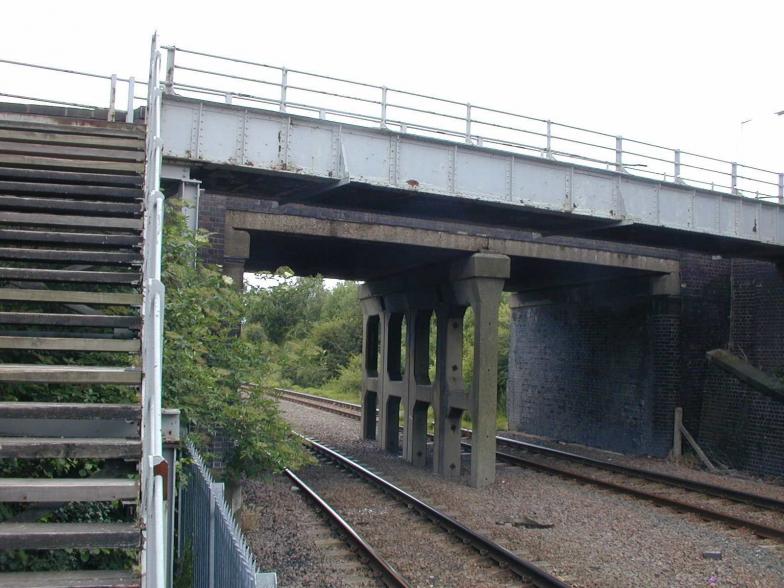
[275,387,784,543]
[295,434,572,587]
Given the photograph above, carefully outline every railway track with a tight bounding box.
[296,434,573,588]
[276,387,784,542]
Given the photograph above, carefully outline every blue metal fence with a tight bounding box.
[179,441,275,588]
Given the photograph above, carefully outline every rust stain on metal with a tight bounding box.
[406,179,420,189]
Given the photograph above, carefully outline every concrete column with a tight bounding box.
[358,285,383,441]
[223,224,250,290]
[380,293,407,454]
[177,178,202,232]
[451,253,510,487]
[404,296,436,467]
[433,303,468,480]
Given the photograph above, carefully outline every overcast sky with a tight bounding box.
[2,0,782,174]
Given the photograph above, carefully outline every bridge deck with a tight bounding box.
[161,96,784,260]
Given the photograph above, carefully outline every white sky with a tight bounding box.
[3,0,782,173]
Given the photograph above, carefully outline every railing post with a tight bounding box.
[208,484,217,588]
[545,120,552,158]
[108,74,117,122]
[465,102,472,144]
[280,67,288,112]
[165,47,175,94]
[380,86,388,128]
[125,77,135,124]
[778,173,783,204]
[615,135,624,172]
[731,162,739,194]
[673,149,682,183]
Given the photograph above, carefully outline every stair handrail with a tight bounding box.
[141,31,166,588]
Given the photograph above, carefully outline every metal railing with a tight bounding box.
[0,57,147,122]
[140,33,166,588]
[179,441,269,588]
[161,45,783,204]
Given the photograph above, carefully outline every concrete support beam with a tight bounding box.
[359,287,383,441]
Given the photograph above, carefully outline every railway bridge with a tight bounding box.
[152,47,784,488]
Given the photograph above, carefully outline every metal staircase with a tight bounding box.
[0,36,166,588]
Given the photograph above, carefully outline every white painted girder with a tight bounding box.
[161,96,784,249]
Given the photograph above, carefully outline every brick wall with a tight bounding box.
[508,295,663,454]
[508,254,783,476]
[698,260,784,476]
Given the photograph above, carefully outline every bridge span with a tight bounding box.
[151,45,784,487]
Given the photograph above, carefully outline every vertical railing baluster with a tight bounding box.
[615,135,624,172]
[465,103,472,144]
[545,120,552,158]
[125,76,135,123]
[381,86,388,128]
[165,47,175,94]
[674,149,681,183]
[731,162,738,194]
[108,74,117,122]
[280,67,288,112]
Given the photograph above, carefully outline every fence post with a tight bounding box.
[778,173,783,204]
[108,74,117,122]
[672,406,683,461]
[125,77,136,123]
[465,103,472,144]
[279,68,288,112]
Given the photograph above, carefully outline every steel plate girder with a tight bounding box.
[160,97,784,248]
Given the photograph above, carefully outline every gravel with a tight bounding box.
[273,398,784,588]
[243,473,382,587]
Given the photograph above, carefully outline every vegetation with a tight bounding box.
[252,273,511,428]
[161,204,309,481]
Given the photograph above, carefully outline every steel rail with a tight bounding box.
[284,467,410,588]
[300,434,573,588]
[493,436,784,513]
[278,389,784,517]
[482,444,784,541]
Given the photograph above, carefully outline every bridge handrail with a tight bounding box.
[161,44,784,204]
[0,57,146,122]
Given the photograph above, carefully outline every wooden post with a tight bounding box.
[672,406,683,461]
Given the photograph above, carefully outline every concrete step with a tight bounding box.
[0,312,141,329]
[0,228,141,247]
[0,117,145,139]
[0,478,138,502]
[0,522,140,549]
[0,364,141,384]
[0,180,142,198]
[0,195,141,216]
[0,336,140,352]
[0,140,144,163]
[0,437,141,459]
[0,288,141,305]
[0,402,140,420]
[0,153,143,174]
[0,267,139,285]
[0,128,144,150]
[0,247,142,265]
[0,166,142,187]
[0,211,142,230]
[0,570,139,588]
